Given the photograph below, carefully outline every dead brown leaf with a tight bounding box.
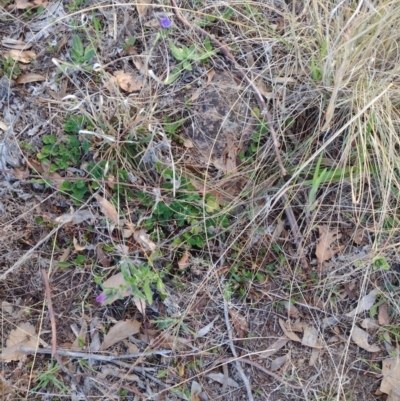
[380,355,400,396]
[136,0,152,18]
[190,381,203,401]
[94,194,119,225]
[271,352,290,371]
[0,322,38,362]
[379,304,390,326]
[0,121,8,131]
[351,326,380,352]
[278,319,302,342]
[302,324,323,349]
[316,225,344,264]
[100,319,141,350]
[206,373,239,388]
[114,71,144,92]
[71,318,88,350]
[73,237,86,251]
[102,272,132,304]
[96,244,111,267]
[283,301,300,318]
[1,38,33,49]
[133,229,156,251]
[13,167,29,180]
[178,252,190,269]
[346,289,379,318]
[258,337,289,359]
[8,49,36,63]
[229,308,248,338]
[16,73,45,84]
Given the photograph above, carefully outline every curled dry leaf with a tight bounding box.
[302,324,323,349]
[316,225,344,264]
[54,209,94,225]
[136,0,152,18]
[361,318,379,331]
[133,229,156,251]
[94,194,119,225]
[0,121,8,131]
[258,337,288,359]
[8,50,37,63]
[100,319,141,350]
[101,272,132,304]
[71,318,88,350]
[271,352,290,372]
[16,73,45,84]
[73,237,86,251]
[0,322,38,362]
[178,252,190,269]
[196,316,218,338]
[229,308,248,339]
[379,304,390,326]
[346,289,379,318]
[114,71,144,92]
[283,301,300,318]
[190,381,202,401]
[351,326,380,352]
[96,244,111,267]
[1,38,33,49]
[380,356,400,396]
[278,319,302,342]
[206,373,239,388]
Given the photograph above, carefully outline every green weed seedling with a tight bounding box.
[99,258,165,306]
[70,35,95,67]
[1,55,21,78]
[166,37,217,84]
[32,361,69,393]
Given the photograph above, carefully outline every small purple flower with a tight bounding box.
[159,16,172,29]
[96,292,107,304]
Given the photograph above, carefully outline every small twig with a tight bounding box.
[222,284,254,401]
[18,346,172,361]
[215,357,304,390]
[41,270,57,357]
[41,270,89,401]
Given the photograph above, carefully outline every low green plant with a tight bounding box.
[166,37,217,84]
[1,55,21,78]
[137,168,229,250]
[70,35,95,66]
[99,258,165,305]
[32,361,68,393]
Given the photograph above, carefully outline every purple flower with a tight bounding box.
[96,292,107,304]
[159,16,171,29]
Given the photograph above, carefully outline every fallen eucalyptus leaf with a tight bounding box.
[351,326,380,352]
[100,319,141,350]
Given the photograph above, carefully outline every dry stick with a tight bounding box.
[18,347,171,361]
[17,347,180,398]
[223,288,254,401]
[215,357,304,391]
[169,0,308,269]
[41,270,89,401]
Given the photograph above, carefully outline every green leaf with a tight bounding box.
[84,46,95,62]
[43,135,57,145]
[183,60,192,71]
[169,40,185,61]
[143,281,153,305]
[165,65,183,84]
[72,35,84,57]
[204,36,212,52]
